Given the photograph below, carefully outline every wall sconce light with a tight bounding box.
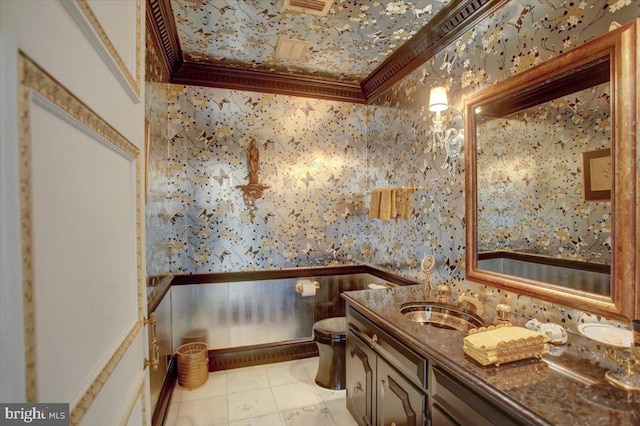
[428,85,464,175]
[428,86,449,131]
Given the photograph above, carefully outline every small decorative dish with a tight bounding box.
[577,323,632,348]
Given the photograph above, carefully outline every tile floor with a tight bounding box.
[165,356,358,426]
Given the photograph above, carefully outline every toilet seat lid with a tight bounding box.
[314,317,347,338]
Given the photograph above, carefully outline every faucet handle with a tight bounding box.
[458,293,484,316]
[496,303,512,324]
[436,284,450,304]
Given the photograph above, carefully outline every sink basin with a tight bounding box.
[400,302,484,331]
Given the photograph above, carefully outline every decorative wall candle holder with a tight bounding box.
[237,139,269,221]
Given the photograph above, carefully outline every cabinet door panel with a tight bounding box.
[431,404,460,426]
[431,366,517,426]
[377,359,426,426]
[347,331,375,426]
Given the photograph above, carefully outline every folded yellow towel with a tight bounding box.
[464,326,549,351]
[390,189,397,218]
[463,346,497,366]
[464,345,499,359]
[464,343,549,366]
[396,188,410,219]
[369,189,381,218]
[379,188,392,220]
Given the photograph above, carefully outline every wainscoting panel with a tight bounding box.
[18,54,144,424]
[61,0,141,102]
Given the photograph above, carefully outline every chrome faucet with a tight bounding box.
[457,292,484,316]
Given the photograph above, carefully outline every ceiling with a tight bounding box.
[147,0,506,103]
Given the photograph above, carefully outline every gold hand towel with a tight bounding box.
[463,326,549,351]
[390,189,397,218]
[463,346,498,366]
[369,189,381,218]
[400,188,411,219]
[379,188,392,220]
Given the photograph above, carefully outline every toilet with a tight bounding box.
[312,316,347,390]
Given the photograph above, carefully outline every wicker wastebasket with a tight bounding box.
[177,342,208,389]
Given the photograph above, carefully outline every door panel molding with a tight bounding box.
[18,52,144,424]
[61,0,141,103]
[118,373,147,426]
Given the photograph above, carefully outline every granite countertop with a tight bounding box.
[342,284,640,426]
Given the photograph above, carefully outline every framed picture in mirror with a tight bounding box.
[582,147,611,201]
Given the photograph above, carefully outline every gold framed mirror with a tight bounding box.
[464,21,637,321]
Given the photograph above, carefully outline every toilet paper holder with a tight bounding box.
[295,280,320,293]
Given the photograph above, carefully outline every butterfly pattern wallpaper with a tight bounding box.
[146,80,370,273]
[146,1,636,323]
[171,0,450,82]
[476,83,611,264]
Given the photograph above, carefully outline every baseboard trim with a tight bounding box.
[208,339,318,371]
[152,355,177,426]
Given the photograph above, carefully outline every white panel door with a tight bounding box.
[0,0,148,424]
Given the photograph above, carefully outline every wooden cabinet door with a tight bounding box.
[346,330,375,426]
[431,404,460,426]
[376,358,426,426]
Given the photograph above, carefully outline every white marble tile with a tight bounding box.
[227,388,279,421]
[174,417,195,426]
[228,413,283,426]
[177,395,228,426]
[314,384,346,402]
[265,360,313,386]
[171,386,183,404]
[164,402,180,426]
[226,365,270,394]
[323,398,358,426]
[298,357,319,380]
[168,358,349,426]
[280,405,336,426]
[178,371,228,402]
[271,382,323,412]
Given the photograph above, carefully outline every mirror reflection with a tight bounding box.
[475,76,612,296]
[466,21,637,320]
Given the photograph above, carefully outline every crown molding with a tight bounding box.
[362,0,508,103]
[146,0,182,79]
[172,62,366,103]
[146,0,507,104]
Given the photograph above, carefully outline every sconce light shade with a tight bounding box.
[428,86,449,112]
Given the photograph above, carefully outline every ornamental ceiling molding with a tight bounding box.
[146,0,507,104]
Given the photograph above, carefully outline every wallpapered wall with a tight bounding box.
[365,1,634,281]
[146,1,636,324]
[146,81,370,273]
[360,1,635,326]
[477,83,611,264]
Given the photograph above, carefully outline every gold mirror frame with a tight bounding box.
[465,20,638,321]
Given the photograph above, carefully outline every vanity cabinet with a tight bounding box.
[346,329,376,425]
[346,303,527,426]
[376,357,426,426]
[430,366,519,426]
[346,306,427,426]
